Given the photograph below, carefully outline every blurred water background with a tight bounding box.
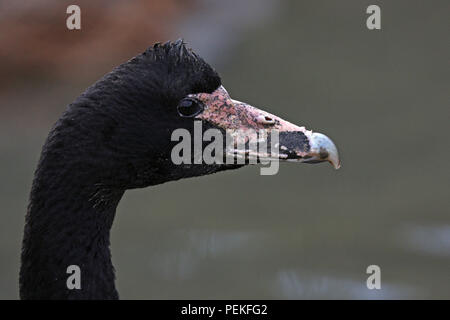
[0,0,448,299]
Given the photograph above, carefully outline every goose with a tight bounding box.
[20,40,340,299]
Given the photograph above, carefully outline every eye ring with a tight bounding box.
[177,98,204,117]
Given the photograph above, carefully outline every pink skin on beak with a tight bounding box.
[189,86,341,169]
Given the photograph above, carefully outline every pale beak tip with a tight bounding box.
[310,132,341,170]
[330,158,341,170]
[327,143,340,170]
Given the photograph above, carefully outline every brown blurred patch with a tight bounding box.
[0,0,196,87]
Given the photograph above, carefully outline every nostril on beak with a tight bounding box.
[257,115,276,125]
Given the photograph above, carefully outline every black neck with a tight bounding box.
[20,160,124,299]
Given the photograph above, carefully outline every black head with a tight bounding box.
[49,40,238,191]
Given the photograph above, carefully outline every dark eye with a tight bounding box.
[177,98,204,117]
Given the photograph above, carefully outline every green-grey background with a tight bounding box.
[0,0,448,299]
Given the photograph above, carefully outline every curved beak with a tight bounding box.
[190,86,341,169]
